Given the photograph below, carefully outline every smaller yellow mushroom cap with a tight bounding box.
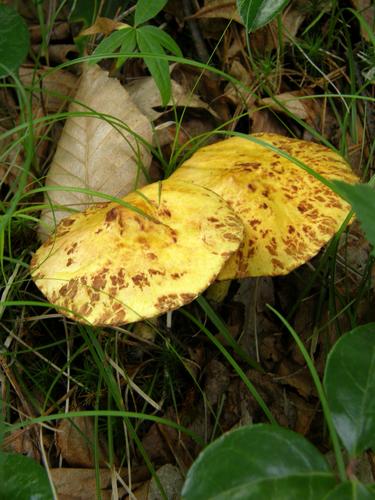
[169,133,359,279]
[31,181,244,326]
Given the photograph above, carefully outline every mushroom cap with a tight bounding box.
[31,181,244,326]
[169,133,359,279]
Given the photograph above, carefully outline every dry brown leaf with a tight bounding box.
[50,468,121,500]
[193,0,305,44]
[80,17,127,36]
[250,108,289,135]
[191,0,242,23]
[233,277,276,358]
[32,44,80,65]
[19,65,78,115]
[30,21,70,43]
[39,64,152,237]
[1,68,77,189]
[19,65,78,162]
[224,59,253,106]
[350,1,374,42]
[126,76,217,121]
[2,429,40,461]
[223,369,292,429]
[142,424,174,464]
[56,416,108,467]
[204,359,230,406]
[260,90,320,126]
[277,360,315,398]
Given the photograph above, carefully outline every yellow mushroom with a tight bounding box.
[168,133,359,280]
[31,181,244,326]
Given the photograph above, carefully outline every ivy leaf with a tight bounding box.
[236,0,290,32]
[0,452,53,499]
[0,5,30,77]
[182,424,335,499]
[134,0,168,26]
[137,27,171,106]
[324,323,375,457]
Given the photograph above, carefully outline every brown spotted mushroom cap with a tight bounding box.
[169,133,359,280]
[31,181,244,326]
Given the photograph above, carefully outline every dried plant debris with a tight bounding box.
[56,416,108,468]
[31,181,243,326]
[126,76,217,121]
[169,133,359,279]
[39,64,153,238]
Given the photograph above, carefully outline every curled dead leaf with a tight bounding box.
[56,416,108,467]
[190,0,242,23]
[80,17,127,36]
[126,76,218,121]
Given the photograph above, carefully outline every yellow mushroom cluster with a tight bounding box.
[31,133,359,326]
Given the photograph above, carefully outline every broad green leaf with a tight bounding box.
[324,481,375,499]
[332,181,375,256]
[324,324,375,457]
[134,0,168,26]
[0,5,30,77]
[92,28,134,61]
[137,27,171,106]
[213,475,335,499]
[236,0,290,32]
[116,29,137,68]
[138,25,182,57]
[182,424,334,499]
[0,452,53,499]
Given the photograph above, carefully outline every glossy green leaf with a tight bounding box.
[0,452,53,499]
[138,25,182,57]
[332,181,375,256]
[182,424,334,499]
[0,5,30,77]
[324,324,375,457]
[216,475,335,500]
[236,0,290,32]
[137,27,171,106]
[134,0,168,26]
[324,481,375,499]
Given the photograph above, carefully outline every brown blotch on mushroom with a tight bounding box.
[105,207,118,222]
[131,273,150,289]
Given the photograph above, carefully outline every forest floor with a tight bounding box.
[1,1,374,498]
